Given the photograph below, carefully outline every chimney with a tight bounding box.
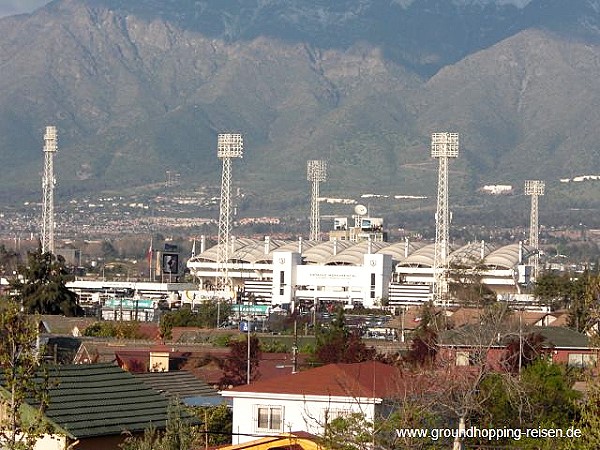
[149,350,170,372]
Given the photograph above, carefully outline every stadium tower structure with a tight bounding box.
[41,126,58,254]
[307,160,327,241]
[431,132,459,306]
[216,133,244,293]
[524,180,545,281]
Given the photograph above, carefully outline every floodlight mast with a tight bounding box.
[216,133,243,292]
[431,132,459,306]
[524,180,545,281]
[41,126,58,254]
[307,160,327,241]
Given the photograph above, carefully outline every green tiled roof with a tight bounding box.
[40,363,181,439]
[439,325,591,349]
[134,370,219,399]
[533,326,590,348]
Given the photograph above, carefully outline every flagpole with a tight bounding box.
[148,237,153,282]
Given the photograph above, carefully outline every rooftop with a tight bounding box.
[39,363,193,439]
[221,361,404,399]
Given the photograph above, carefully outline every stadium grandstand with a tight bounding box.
[186,236,537,309]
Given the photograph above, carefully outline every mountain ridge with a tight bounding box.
[0,0,598,224]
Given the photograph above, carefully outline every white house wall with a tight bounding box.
[227,393,378,445]
[33,434,67,450]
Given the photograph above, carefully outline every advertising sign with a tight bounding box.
[162,253,179,274]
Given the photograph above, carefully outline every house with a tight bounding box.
[38,316,98,336]
[220,361,411,445]
[2,363,197,450]
[535,326,599,368]
[438,325,599,370]
[40,336,82,364]
[216,431,322,450]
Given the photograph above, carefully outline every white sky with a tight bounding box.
[0,0,51,18]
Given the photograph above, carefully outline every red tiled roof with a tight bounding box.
[222,361,404,399]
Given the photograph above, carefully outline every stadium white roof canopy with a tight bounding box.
[188,239,534,270]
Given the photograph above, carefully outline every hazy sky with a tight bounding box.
[0,0,51,18]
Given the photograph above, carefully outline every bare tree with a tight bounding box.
[0,301,50,450]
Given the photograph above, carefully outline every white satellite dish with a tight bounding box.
[354,204,367,216]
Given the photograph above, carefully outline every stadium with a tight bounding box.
[186,231,537,310]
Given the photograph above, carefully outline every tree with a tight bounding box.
[475,359,580,449]
[403,302,439,368]
[158,302,233,340]
[195,404,232,446]
[10,247,81,316]
[429,303,517,449]
[217,335,261,387]
[502,331,549,374]
[83,321,143,339]
[566,378,600,449]
[448,259,497,307]
[567,271,600,335]
[120,401,201,450]
[534,271,573,308]
[314,307,376,364]
[519,359,580,428]
[0,245,20,276]
[320,412,374,450]
[0,300,50,450]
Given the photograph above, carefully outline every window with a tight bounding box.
[256,405,283,431]
[456,351,470,366]
[568,353,597,368]
[370,273,376,299]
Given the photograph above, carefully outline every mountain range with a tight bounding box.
[0,0,599,225]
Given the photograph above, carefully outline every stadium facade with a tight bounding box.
[186,235,536,309]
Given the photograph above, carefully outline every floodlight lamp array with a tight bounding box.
[307,160,327,182]
[431,132,459,158]
[217,133,244,158]
[44,126,58,153]
[524,180,545,196]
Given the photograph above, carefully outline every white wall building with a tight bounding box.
[271,250,392,308]
[187,237,535,308]
[220,361,404,445]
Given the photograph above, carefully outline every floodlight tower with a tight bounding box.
[216,133,243,291]
[307,160,327,241]
[431,132,459,305]
[525,180,545,280]
[41,126,58,254]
